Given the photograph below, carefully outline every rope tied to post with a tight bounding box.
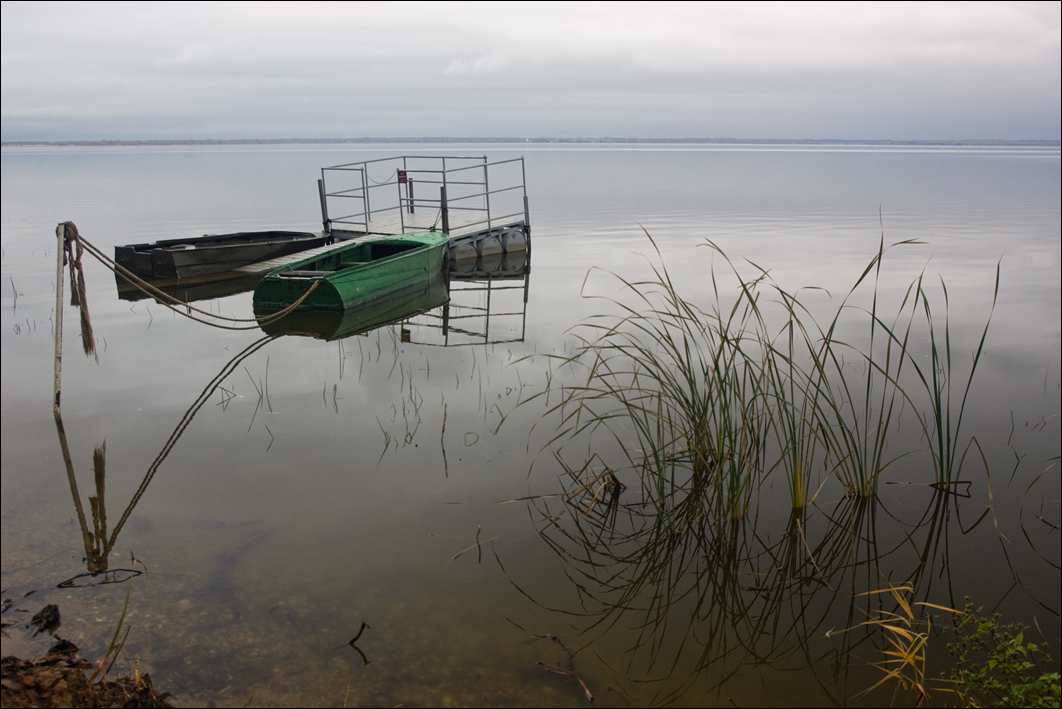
[60,222,97,361]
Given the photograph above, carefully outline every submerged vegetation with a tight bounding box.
[532,233,999,521]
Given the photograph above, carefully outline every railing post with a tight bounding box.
[440,185,450,235]
[441,157,448,227]
[408,179,415,214]
[317,178,330,234]
[482,161,491,230]
[398,173,406,234]
[401,157,411,214]
[361,167,371,232]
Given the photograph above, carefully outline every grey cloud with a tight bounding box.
[2,2,1058,141]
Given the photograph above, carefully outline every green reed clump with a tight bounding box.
[532,233,997,519]
[769,236,921,500]
[539,237,771,525]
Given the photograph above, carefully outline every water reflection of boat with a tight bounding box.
[115,271,262,303]
[252,232,448,311]
[256,274,449,341]
[115,231,330,279]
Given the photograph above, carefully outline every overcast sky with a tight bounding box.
[2,1,1059,141]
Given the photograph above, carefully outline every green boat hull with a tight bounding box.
[256,274,449,341]
[253,232,448,311]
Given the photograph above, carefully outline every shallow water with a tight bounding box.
[2,143,1059,707]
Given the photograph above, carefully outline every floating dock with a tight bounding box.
[236,155,530,277]
[318,155,531,265]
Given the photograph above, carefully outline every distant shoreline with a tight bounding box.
[3,137,1059,148]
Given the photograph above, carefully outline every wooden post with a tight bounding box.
[52,222,95,561]
[53,223,65,416]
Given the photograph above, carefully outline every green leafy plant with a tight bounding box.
[948,602,1060,708]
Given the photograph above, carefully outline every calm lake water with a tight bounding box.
[2,143,1059,707]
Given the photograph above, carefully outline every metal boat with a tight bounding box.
[114,231,330,279]
[252,232,448,311]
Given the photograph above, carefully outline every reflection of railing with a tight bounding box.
[436,278,528,346]
[404,254,530,347]
[318,155,529,237]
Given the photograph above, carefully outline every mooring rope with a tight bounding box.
[60,223,97,360]
[60,222,320,331]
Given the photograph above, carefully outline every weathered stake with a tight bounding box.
[52,221,95,560]
[53,223,66,415]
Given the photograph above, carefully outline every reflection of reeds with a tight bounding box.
[519,490,798,704]
[508,470,973,705]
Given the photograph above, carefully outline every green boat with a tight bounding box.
[256,274,449,341]
[253,232,448,311]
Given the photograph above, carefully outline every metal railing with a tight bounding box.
[318,155,529,237]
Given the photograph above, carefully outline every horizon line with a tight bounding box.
[3,137,1060,148]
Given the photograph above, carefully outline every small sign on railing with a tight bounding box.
[397,170,408,184]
